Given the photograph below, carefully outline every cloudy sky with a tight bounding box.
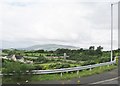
[0,0,119,50]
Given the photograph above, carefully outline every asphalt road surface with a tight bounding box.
[30,68,119,85]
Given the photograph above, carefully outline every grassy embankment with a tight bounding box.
[2,64,117,83]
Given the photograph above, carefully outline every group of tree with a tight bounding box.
[2,59,34,82]
[2,46,119,62]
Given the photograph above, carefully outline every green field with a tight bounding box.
[1,48,119,84]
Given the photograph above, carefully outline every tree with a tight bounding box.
[96,46,103,51]
[34,50,45,53]
[35,55,48,63]
[89,46,95,50]
[96,46,103,56]
[55,49,70,56]
[2,61,34,83]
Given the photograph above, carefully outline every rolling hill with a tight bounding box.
[22,44,80,51]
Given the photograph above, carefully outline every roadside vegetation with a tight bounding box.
[1,46,119,84]
[2,64,117,84]
[31,64,117,81]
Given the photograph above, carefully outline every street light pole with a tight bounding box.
[110,2,118,62]
[111,4,113,62]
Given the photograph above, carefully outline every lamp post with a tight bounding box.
[110,2,119,62]
[111,3,113,62]
[118,1,120,66]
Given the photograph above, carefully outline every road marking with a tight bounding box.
[90,77,119,84]
[77,80,80,84]
[62,82,65,84]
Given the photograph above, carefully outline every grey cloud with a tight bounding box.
[1,1,118,50]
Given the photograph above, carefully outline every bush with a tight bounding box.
[2,61,34,82]
[115,56,118,65]
[55,64,62,69]
[43,65,49,70]
[33,65,44,70]
[2,62,34,74]
[98,57,110,63]
[35,56,48,63]
[62,63,70,68]
[48,63,70,69]
[49,64,55,69]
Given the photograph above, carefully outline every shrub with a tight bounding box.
[55,64,62,69]
[62,63,70,68]
[34,65,43,70]
[2,61,34,82]
[48,63,71,69]
[35,56,48,63]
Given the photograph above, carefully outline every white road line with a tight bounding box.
[90,77,119,84]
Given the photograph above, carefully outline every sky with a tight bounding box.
[0,0,119,50]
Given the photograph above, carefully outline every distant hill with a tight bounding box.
[22,44,80,51]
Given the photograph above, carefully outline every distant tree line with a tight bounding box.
[2,46,119,62]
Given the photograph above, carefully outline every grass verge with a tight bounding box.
[2,64,117,84]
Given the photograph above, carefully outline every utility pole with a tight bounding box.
[118,2,120,78]
[111,3,113,62]
[118,2,120,85]
[110,2,119,62]
[118,1,120,48]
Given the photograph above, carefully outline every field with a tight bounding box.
[1,48,119,84]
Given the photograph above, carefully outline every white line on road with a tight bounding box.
[90,77,119,84]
